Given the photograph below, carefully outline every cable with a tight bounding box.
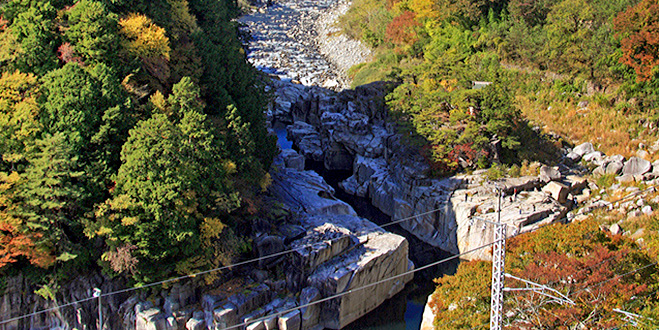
[2,182,656,325]
[222,238,501,330]
[568,261,659,298]
[0,296,98,326]
[0,206,446,325]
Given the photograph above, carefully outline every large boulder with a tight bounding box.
[278,310,301,330]
[539,165,561,182]
[307,227,412,329]
[582,151,604,163]
[573,142,595,156]
[566,151,581,162]
[605,161,624,175]
[622,157,652,176]
[185,317,205,330]
[542,181,569,204]
[564,175,588,193]
[287,121,324,161]
[281,149,305,171]
[136,308,176,330]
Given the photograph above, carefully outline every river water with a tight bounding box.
[245,0,457,327]
[272,121,457,328]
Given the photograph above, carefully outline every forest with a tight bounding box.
[341,0,659,175]
[0,0,277,290]
[339,0,659,328]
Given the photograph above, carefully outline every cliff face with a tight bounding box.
[273,80,573,261]
[0,154,412,330]
[270,161,413,329]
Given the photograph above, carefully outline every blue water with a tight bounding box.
[274,122,293,150]
[276,123,457,330]
[342,283,431,330]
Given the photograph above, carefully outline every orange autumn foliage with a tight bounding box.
[0,172,55,268]
[614,0,659,82]
[385,11,421,47]
[430,219,659,329]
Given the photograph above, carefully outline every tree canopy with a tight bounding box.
[430,219,659,329]
[0,0,277,286]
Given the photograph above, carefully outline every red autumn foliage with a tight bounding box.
[385,11,421,47]
[448,142,483,168]
[0,16,8,31]
[614,0,659,82]
[431,219,658,329]
[421,144,457,175]
[0,221,54,268]
[57,42,85,65]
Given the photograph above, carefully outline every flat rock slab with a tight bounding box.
[623,157,652,176]
[269,165,357,216]
[573,142,595,156]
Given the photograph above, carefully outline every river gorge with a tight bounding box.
[1,0,637,328]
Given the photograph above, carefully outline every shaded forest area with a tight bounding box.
[342,0,659,175]
[0,0,277,291]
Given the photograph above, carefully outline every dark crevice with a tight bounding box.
[306,159,460,330]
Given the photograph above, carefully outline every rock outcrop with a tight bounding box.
[268,157,414,329]
[273,80,572,260]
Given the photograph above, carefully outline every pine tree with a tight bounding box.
[6,2,59,76]
[14,132,85,264]
[64,0,120,64]
[96,78,239,280]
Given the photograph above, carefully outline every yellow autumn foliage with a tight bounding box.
[118,14,171,60]
[200,217,226,244]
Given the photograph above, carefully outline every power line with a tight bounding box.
[221,239,501,330]
[569,261,659,298]
[221,182,659,330]
[0,206,446,326]
[2,182,656,326]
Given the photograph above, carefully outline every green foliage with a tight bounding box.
[0,0,276,289]
[64,0,120,64]
[89,78,245,281]
[430,260,491,329]
[340,0,392,48]
[189,0,277,172]
[431,219,659,329]
[34,282,59,301]
[39,63,105,141]
[596,173,618,190]
[0,70,42,168]
[344,0,654,174]
[13,132,86,265]
[5,1,59,76]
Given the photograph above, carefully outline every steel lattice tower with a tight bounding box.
[490,191,506,330]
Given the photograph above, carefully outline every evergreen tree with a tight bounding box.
[39,63,104,142]
[64,0,120,65]
[14,132,85,265]
[93,78,239,281]
[5,2,59,76]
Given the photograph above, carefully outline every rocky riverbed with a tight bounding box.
[238,0,370,90]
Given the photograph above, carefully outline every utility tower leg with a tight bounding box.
[490,223,506,330]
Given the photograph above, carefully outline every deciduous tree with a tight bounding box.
[614,0,659,82]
